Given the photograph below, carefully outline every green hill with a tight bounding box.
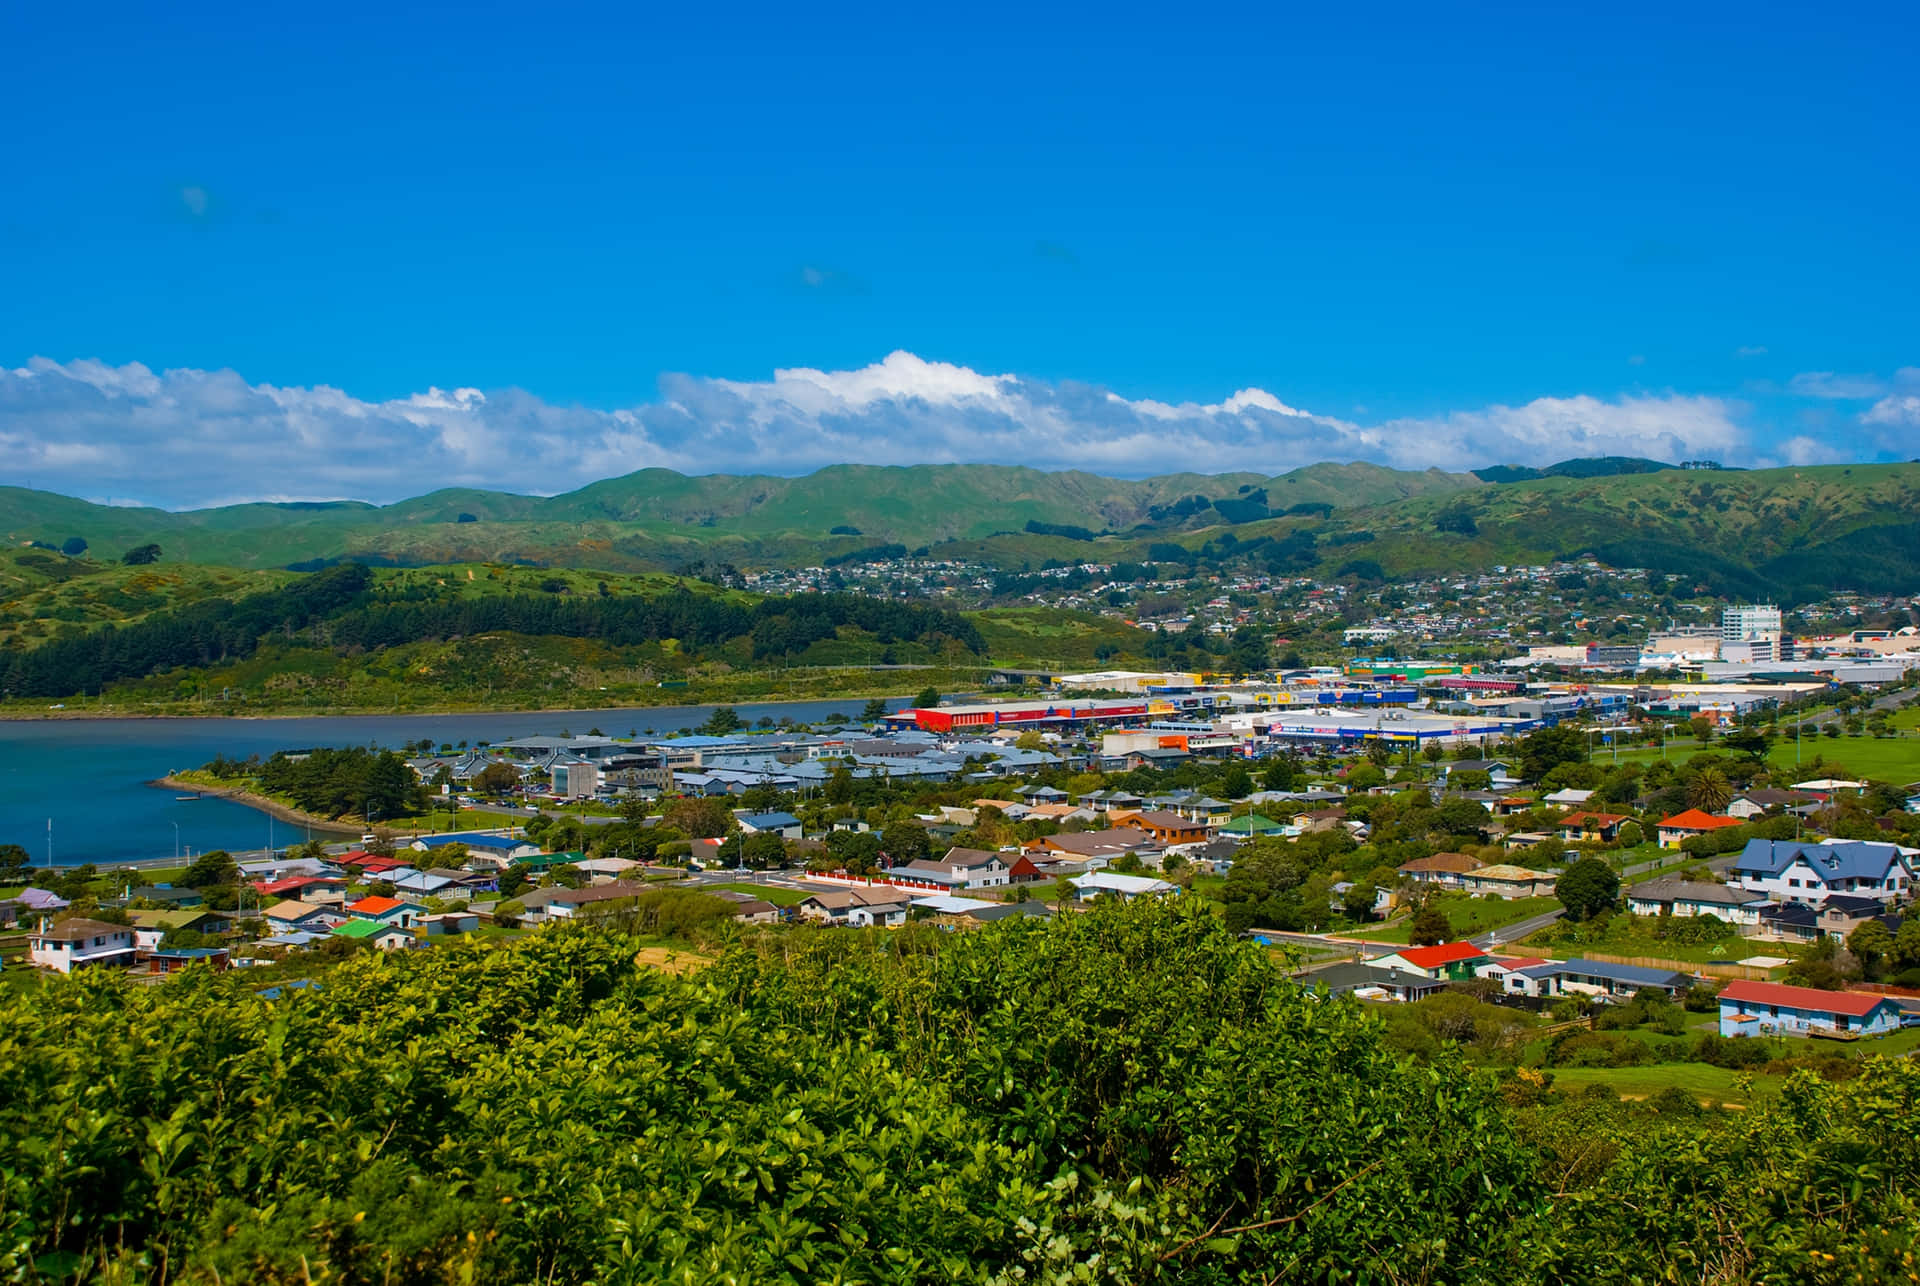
[6,460,1919,597]
[0,463,1479,572]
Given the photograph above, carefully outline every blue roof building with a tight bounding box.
[1729,839,1917,904]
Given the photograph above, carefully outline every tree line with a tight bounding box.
[0,561,983,698]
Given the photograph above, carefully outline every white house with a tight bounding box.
[1624,878,1770,927]
[29,918,137,973]
[1727,839,1917,905]
[1069,872,1176,901]
[797,887,913,927]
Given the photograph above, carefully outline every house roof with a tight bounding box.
[738,811,801,829]
[1657,809,1742,832]
[938,847,1007,869]
[264,899,331,921]
[1733,839,1914,881]
[1298,962,1447,994]
[1470,864,1554,882]
[1526,957,1690,986]
[332,918,407,939]
[32,917,131,942]
[1389,941,1487,969]
[1032,828,1157,856]
[1718,979,1891,1018]
[1558,811,1630,828]
[1071,872,1176,895]
[1627,878,1761,908]
[1109,809,1209,830]
[801,887,914,910]
[347,895,409,915]
[1398,852,1483,875]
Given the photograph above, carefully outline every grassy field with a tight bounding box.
[708,881,810,907]
[1349,894,1561,944]
[1614,733,1920,786]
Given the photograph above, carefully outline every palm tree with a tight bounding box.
[1687,766,1733,813]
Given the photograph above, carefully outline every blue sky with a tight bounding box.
[3,1,1917,505]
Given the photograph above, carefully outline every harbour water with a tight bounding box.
[0,698,906,866]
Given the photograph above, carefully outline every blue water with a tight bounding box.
[0,698,906,866]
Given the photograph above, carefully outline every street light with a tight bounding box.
[171,821,180,862]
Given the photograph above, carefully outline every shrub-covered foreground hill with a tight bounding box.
[2,903,1915,1284]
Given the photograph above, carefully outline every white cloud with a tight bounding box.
[1863,394,1920,429]
[1788,371,1887,399]
[1735,345,1768,358]
[0,350,1772,508]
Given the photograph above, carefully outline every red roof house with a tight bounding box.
[1655,809,1743,849]
[1371,940,1489,980]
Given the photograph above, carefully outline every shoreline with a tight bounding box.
[151,775,365,836]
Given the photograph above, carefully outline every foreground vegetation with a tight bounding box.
[3,903,1917,1284]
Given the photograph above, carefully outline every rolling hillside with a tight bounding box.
[0,462,1479,571]
[5,460,1918,597]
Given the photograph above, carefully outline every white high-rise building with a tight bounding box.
[1722,604,1782,642]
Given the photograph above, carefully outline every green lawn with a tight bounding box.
[709,882,809,907]
[1513,917,1798,967]
[1350,894,1561,944]
[1615,732,1920,786]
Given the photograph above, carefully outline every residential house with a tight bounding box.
[137,946,230,975]
[1815,895,1900,942]
[1218,814,1285,839]
[1728,839,1917,905]
[1107,809,1215,846]
[1509,957,1692,1000]
[391,871,460,901]
[344,895,426,929]
[1170,796,1233,825]
[1295,961,1448,1002]
[1473,956,1553,987]
[1017,785,1068,804]
[138,886,206,909]
[1459,864,1558,899]
[1554,811,1632,843]
[419,911,480,937]
[708,889,782,924]
[125,909,229,950]
[1069,872,1177,901]
[1655,809,1743,849]
[797,887,913,927]
[29,917,137,973]
[1024,827,1159,863]
[331,919,416,950]
[537,882,653,921]
[1625,878,1769,926]
[1443,759,1519,789]
[252,874,346,902]
[1718,979,1905,1039]
[1542,788,1595,808]
[264,899,346,935]
[1397,852,1483,890]
[736,811,803,839]
[1371,941,1488,981]
[16,888,70,913]
[1756,901,1821,942]
[408,832,542,863]
[892,847,1014,890]
[1725,788,1820,820]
